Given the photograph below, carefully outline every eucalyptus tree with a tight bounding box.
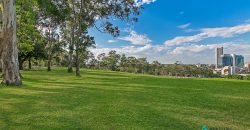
[87,52,98,69]
[68,0,142,76]
[37,0,70,71]
[44,32,62,71]
[120,54,128,72]
[151,61,161,75]
[0,0,22,85]
[97,53,106,70]
[127,56,138,73]
[102,50,121,71]
[137,58,148,74]
[0,0,70,85]
[76,33,95,76]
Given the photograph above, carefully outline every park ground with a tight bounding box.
[0,68,250,130]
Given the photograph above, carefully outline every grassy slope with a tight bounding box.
[0,68,250,130]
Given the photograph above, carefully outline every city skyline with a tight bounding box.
[89,0,250,64]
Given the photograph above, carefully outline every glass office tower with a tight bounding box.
[235,55,244,68]
[222,54,233,66]
[221,54,244,68]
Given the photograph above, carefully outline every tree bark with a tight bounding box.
[67,27,74,73]
[47,55,51,71]
[68,48,73,72]
[19,60,24,70]
[67,0,75,73]
[0,59,2,73]
[75,51,80,76]
[1,0,22,86]
[75,0,83,77]
[28,57,31,70]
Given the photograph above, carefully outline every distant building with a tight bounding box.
[215,47,223,68]
[215,47,245,75]
[221,54,244,68]
[245,63,250,72]
[221,66,240,75]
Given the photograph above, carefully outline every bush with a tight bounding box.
[243,75,250,80]
[226,75,244,80]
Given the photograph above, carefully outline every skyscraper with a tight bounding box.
[215,47,244,69]
[235,55,244,68]
[215,47,223,68]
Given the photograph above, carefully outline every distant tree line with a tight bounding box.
[83,50,216,78]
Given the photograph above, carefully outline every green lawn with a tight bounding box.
[0,68,250,130]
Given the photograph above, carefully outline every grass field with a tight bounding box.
[0,68,250,130]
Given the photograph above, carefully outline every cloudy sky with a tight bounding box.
[89,0,250,64]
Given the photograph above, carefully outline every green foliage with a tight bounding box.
[17,0,40,55]
[226,75,250,80]
[244,75,250,80]
[37,0,70,23]
[0,68,250,129]
[87,51,215,78]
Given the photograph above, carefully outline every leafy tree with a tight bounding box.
[67,0,141,76]
[102,50,121,71]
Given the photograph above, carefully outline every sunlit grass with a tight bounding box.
[0,68,250,130]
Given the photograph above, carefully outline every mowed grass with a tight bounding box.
[0,68,250,130]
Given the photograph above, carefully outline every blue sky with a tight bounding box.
[89,0,250,64]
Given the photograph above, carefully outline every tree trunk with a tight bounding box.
[47,55,51,71]
[28,57,31,70]
[68,49,73,73]
[19,60,24,70]
[75,0,83,77]
[67,0,76,73]
[0,59,2,73]
[67,27,74,73]
[75,51,80,76]
[1,0,22,86]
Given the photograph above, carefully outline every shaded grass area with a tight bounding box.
[0,68,250,130]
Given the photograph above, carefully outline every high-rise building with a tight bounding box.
[221,54,233,67]
[235,55,244,68]
[215,47,223,68]
[215,47,245,75]
[221,54,244,68]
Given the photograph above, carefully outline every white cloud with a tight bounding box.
[119,30,152,45]
[107,40,118,43]
[165,23,250,46]
[91,44,153,56]
[169,42,250,64]
[177,23,191,29]
[91,23,250,64]
[171,44,221,55]
[91,41,250,64]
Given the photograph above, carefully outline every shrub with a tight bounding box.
[243,75,250,80]
[226,75,244,80]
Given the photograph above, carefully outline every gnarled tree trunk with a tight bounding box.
[1,0,22,86]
